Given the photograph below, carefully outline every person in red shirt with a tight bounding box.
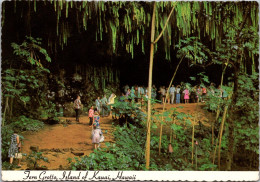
[88,106,94,127]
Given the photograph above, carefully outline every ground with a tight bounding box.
[18,103,212,170]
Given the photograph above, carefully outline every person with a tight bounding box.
[217,85,223,98]
[9,129,21,167]
[130,86,136,102]
[159,86,166,104]
[92,124,103,149]
[202,87,207,102]
[108,93,117,116]
[74,95,82,122]
[119,93,126,102]
[125,89,131,100]
[95,97,101,113]
[88,106,94,127]
[169,85,175,104]
[152,85,157,99]
[176,85,181,104]
[183,88,190,104]
[190,86,196,103]
[180,83,185,103]
[101,95,108,117]
[93,111,101,127]
[222,86,228,100]
[196,86,202,103]
[123,85,129,95]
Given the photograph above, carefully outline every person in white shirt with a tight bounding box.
[169,85,176,104]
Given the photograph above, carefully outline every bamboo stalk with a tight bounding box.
[217,105,228,170]
[212,60,229,145]
[158,55,185,154]
[192,123,195,165]
[146,2,177,169]
[145,2,156,170]
[158,121,163,155]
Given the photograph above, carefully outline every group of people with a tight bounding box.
[121,83,228,105]
[73,94,117,149]
[94,93,117,117]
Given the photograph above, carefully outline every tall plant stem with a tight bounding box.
[158,55,185,154]
[145,2,156,170]
[2,97,9,126]
[212,60,229,145]
[146,2,176,168]
[191,122,195,165]
[158,121,163,155]
[217,105,229,170]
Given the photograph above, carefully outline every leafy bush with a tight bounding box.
[26,151,49,170]
[10,116,44,132]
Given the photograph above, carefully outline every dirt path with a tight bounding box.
[20,115,114,170]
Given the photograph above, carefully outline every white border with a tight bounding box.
[2,170,259,181]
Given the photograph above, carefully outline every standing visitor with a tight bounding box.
[74,95,81,122]
[183,88,190,104]
[9,129,21,167]
[169,85,176,104]
[88,106,94,127]
[119,93,126,102]
[137,86,141,102]
[190,86,197,103]
[108,93,117,116]
[196,86,202,103]
[130,86,136,102]
[124,85,129,94]
[202,87,207,102]
[176,85,181,104]
[101,95,108,117]
[222,86,228,100]
[217,85,223,98]
[152,85,157,99]
[92,125,103,149]
[93,111,101,127]
[209,83,216,96]
[126,89,131,101]
[180,83,185,103]
[95,97,101,113]
[159,86,166,104]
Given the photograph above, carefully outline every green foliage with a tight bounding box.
[69,124,146,170]
[10,116,44,132]
[11,36,51,67]
[26,151,49,170]
[176,37,211,65]
[233,72,259,155]
[112,100,146,126]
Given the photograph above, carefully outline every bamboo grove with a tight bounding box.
[2,1,259,170]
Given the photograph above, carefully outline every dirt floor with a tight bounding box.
[18,102,213,170]
[19,115,114,170]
